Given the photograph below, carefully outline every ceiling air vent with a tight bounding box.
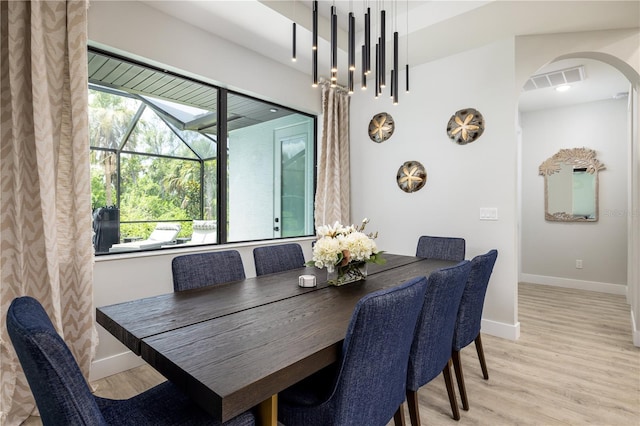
[523,66,585,91]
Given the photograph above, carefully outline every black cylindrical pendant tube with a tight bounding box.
[331,6,337,72]
[406,64,410,92]
[312,1,318,50]
[292,22,297,61]
[394,31,398,103]
[380,9,386,88]
[362,44,367,89]
[312,49,318,86]
[375,42,379,97]
[391,69,394,98]
[349,12,355,71]
[349,70,354,93]
[365,8,371,73]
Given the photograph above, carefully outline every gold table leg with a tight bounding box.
[257,394,277,426]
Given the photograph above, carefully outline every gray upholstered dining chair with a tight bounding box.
[278,276,429,426]
[416,235,466,261]
[6,296,255,426]
[406,260,472,425]
[452,249,498,411]
[172,250,245,292]
[253,243,305,276]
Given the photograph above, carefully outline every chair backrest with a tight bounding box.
[452,249,498,351]
[6,297,107,426]
[253,243,305,276]
[172,250,245,292]
[416,235,466,261]
[406,261,472,391]
[329,276,428,425]
[148,223,181,242]
[189,220,217,244]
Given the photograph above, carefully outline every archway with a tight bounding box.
[517,53,639,345]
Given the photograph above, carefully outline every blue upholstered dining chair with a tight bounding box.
[451,249,498,411]
[406,260,472,425]
[6,296,255,426]
[278,276,429,426]
[253,243,305,276]
[172,250,245,292]
[415,235,466,262]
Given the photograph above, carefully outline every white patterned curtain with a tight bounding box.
[0,1,96,424]
[315,84,351,227]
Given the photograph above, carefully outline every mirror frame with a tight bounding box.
[539,147,605,222]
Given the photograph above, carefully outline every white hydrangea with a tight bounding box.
[310,219,380,271]
[343,232,377,262]
[310,235,342,272]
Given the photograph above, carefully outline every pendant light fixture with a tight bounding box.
[312,0,318,87]
[393,1,398,104]
[291,0,296,62]
[405,0,410,93]
[361,44,367,90]
[331,4,337,74]
[348,4,355,94]
[299,0,408,103]
[365,5,371,74]
[292,22,297,62]
[380,7,386,88]
[393,31,398,104]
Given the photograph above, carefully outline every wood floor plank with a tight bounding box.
[23,283,639,426]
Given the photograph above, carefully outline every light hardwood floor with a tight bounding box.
[24,283,639,425]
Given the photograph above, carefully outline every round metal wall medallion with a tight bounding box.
[446,108,485,145]
[368,112,395,143]
[396,161,427,193]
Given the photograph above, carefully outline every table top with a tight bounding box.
[96,254,426,354]
[96,254,456,423]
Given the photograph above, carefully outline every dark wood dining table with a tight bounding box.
[96,254,456,426]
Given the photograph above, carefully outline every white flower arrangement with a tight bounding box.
[307,218,385,272]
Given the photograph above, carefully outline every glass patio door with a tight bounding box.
[274,122,313,238]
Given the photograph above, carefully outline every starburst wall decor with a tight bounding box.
[446,108,485,145]
[396,161,426,193]
[368,112,395,143]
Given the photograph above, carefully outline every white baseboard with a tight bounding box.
[90,350,145,382]
[481,318,520,341]
[520,273,627,296]
[631,309,640,348]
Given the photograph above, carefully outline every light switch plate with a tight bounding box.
[480,207,498,221]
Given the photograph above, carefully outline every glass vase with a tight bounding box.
[327,261,368,286]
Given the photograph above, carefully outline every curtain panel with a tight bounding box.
[0,1,96,424]
[315,84,351,227]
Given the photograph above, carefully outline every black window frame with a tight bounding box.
[89,47,317,254]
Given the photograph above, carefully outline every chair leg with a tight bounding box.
[406,389,421,426]
[452,350,469,410]
[394,403,406,426]
[475,334,489,380]
[442,359,461,421]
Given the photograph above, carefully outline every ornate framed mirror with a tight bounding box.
[539,148,605,222]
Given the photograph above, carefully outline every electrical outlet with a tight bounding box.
[576,259,583,269]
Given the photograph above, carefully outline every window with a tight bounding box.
[89,49,316,254]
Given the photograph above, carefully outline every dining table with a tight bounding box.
[96,254,457,426]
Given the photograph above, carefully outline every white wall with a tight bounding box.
[520,99,628,292]
[350,38,520,339]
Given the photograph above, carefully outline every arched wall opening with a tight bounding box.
[515,39,640,346]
